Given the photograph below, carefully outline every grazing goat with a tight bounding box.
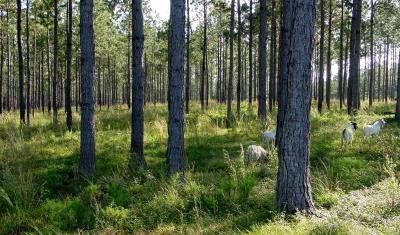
[342,122,358,147]
[245,145,268,165]
[261,129,276,145]
[363,119,386,139]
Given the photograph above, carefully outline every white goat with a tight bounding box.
[261,129,276,145]
[363,119,386,139]
[342,122,358,147]
[245,145,268,165]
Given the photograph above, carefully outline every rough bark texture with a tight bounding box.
[0,14,3,114]
[248,0,253,105]
[338,0,344,109]
[17,0,26,124]
[131,0,146,168]
[258,0,267,123]
[200,0,206,110]
[326,0,332,110]
[185,0,190,113]
[53,0,59,122]
[317,0,324,113]
[268,0,276,111]
[369,0,374,108]
[236,0,241,116]
[167,0,185,179]
[79,0,96,176]
[47,29,51,113]
[276,0,316,214]
[396,50,400,122]
[66,0,73,131]
[348,0,362,114]
[26,0,31,124]
[227,0,234,124]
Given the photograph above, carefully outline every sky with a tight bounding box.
[149,0,170,21]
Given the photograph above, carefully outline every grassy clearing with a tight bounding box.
[0,101,399,234]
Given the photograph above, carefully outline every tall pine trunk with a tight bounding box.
[317,0,324,113]
[338,0,344,109]
[131,0,146,168]
[167,0,186,180]
[369,0,374,107]
[66,0,73,131]
[17,0,26,124]
[248,0,253,105]
[185,0,190,113]
[53,0,59,122]
[277,0,315,214]
[79,0,96,176]
[268,0,276,111]
[326,0,332,110]
[236,0,241,116]
[227,0,234,125]
[395,50,400,121]
[26,0,31,124]
[348,0,362,114]
[258,0,267,123]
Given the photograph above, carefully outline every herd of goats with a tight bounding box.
[245,119,388,165]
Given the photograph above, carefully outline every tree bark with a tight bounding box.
[258,0,267,123]
[167,0,185,180]
[200,0,207,110]
[227,0,234,125]
[17,0,26,124]
[0,14,3,115]
[79,0,96,176]
[348,0,362,114]
[268,0,276,111]
[53,0,59,122]
[369,0,374,107]
[66,0,73,131]
[247,0,253,105]
[185,0,190,113]
[338,0,344,109]
[236,0,241,116]
[26,0,31,124]
[326,0,332,110]
[396,50,400,121]
[277,0,315,214]
[131,0,146,168]
[318,0,324,113]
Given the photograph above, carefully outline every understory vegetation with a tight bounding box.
[0,102,399,234]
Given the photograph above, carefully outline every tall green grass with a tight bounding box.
[0,101,398,234]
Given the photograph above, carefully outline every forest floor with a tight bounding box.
[0,102,399,234]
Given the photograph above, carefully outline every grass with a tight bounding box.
[0,101,399,234]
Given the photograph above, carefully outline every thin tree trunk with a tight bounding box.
[237,0,241,116]
[268,0,276,111]
[17,0,26,124]
[66,0,73,131]
[53,0,59,122]
[167,0,185,180]
[0,14,3,115]
[26,0,31,124]
[227,0,234,124]
[326,0,332,110]
[338,0,344,109]
[369,0,374,107]
[131,0,146,168]
[396,50,400,121]
[185,0,190,113]
[348,0,362,114]
[79,0,96,176]
[318,0,324,113]
[258,0,267,123]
